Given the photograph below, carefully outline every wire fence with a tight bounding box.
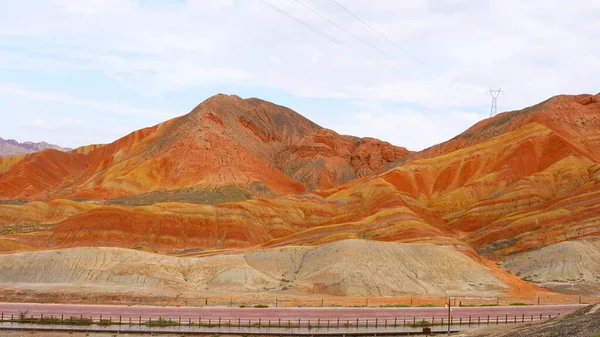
[0,311,565,331]
[2,288,598,308]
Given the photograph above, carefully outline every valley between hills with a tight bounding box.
[0,92,599,305]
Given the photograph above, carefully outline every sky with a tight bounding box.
[0,0,598,151]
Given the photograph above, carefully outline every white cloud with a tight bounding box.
[22,117,81,129]
[0,0,598,148]
[0,84,173,117]
[336,102,486,150]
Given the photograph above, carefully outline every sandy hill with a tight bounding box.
[0,92,599,299]
[0,240,520,297]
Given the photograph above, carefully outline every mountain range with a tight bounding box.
[0,92,599,303]
[0,137,69,156]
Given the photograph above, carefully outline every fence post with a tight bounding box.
[459,317,462,326]
[394,317,397,326]
[385,319,388,328]
[327,320,330,329]
[375,318,378,328]
[522,314,524,323]
[337,318,340,328]
[514,316,517,323]
[496,316,498,325]
[366,319,369,329]
[505,314,508,324]
[356,318,359,328]
[119,316,122,325]
[487,315,489,325]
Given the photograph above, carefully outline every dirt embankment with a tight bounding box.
[462,303,600,337]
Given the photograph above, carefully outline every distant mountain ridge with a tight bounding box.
[0,137,70,156]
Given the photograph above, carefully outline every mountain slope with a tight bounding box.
[0,94,410,200]
[0,92,599,299]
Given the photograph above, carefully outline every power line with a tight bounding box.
[257,0,372,62]
[293,0,391,59]
[329,0,422,64]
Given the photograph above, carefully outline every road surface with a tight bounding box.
[0,302,586,321]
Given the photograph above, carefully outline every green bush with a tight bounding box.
[144,318,180,327]
[254,304,269,308]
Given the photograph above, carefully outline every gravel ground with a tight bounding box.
[459,303,600,337]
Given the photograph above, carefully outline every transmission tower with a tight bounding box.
[488,87,503,117]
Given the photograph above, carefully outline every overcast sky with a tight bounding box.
[0,0,598,150]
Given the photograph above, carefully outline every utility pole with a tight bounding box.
[488,87,503,117]
[447,297,451,335]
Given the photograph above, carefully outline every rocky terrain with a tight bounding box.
[0,137,69,156]
[0,92,599,301]
[462,303,600,337]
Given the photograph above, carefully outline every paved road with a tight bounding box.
[0,303,586,321]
